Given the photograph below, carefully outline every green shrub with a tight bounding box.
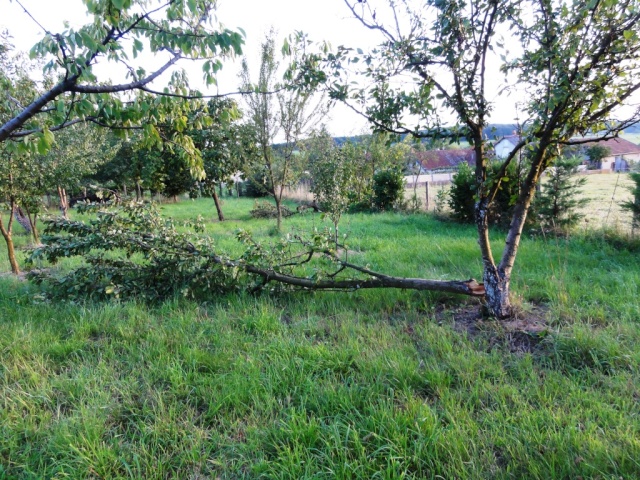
[448,161,522,226]
[536,157,587,233]
[249,201,293,219]
[448,162,477,223]
[240,171,270,198]
[372,168,405,211]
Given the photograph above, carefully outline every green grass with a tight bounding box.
[1,196,639,478]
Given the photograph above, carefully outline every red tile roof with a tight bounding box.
[581,137,640,156]
[415,148,476,171]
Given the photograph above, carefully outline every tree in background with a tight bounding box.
[241,33,326,230]
[0,149,39,273]
[37,124,117,218]
[307,128,354,245]
[585,145,612,169]
[537,157,588,233]
[191,99,258,221]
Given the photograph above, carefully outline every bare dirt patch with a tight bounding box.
[435,300,550,354]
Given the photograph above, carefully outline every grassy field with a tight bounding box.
[0,197,639,478]
[404,171,636,230]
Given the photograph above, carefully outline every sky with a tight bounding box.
[1,0,521,137]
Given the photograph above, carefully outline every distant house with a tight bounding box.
[493,135,640,172]
[493,135,521,160]
[580,137,640,171]
[414,148,476,172]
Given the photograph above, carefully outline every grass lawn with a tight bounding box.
[406,170,636,231]
[0,196,639,478]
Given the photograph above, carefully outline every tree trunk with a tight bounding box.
[12,205,32,235]
[0,204,20,275]
[58,186,69,219]
[483,265,511,319]
[24,205,39,244]
[475,198,513,318]
[211,186,225,222]
[123,183,128,198]
[2,232,20,275]
[274,196,282,231]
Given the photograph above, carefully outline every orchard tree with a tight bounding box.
[0,148,39,273]
[0,0,245,175]
[240,32,326,230]
[585,144,612,169]
[290,0,640,318]
[190,98,257,221]
[307,128,354,245]
[37,123,117,217]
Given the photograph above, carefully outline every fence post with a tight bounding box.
[425,181,430,211]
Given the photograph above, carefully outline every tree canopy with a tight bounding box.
[0,0,245,175]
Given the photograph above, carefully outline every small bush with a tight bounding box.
[448,161,523,226]
[250,201,294,219]
[448,162,476,223]
[372,168,405,211]
[240,171,270,198]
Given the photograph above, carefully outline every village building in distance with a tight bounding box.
[493,135,640,172]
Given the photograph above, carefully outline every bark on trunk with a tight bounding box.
[471,132,512,318]
[0,208,20,275]
[211,187,225,222]
[58,186,69,219]
[30,216,39,244]
[3,233,20,275]
[483,265,511,319]
[12,206,32,234]
[25,207,39,244]
[274,196,282,231]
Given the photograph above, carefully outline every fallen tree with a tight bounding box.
[27,201,484,302]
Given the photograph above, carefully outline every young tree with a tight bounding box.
[307,128,353,245]
[0,148,39,273]
[190,99,257,221]
[294,0,640,317]
[537,157,588,233]
[586,145,612,169]
[241,33,326,230]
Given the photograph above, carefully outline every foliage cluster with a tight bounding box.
[447,161,523,227]
[622,167,640,234]
[371,168,406,212]
[28,202,237,302]
[249,201,294,219]
[536,157,588,233]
